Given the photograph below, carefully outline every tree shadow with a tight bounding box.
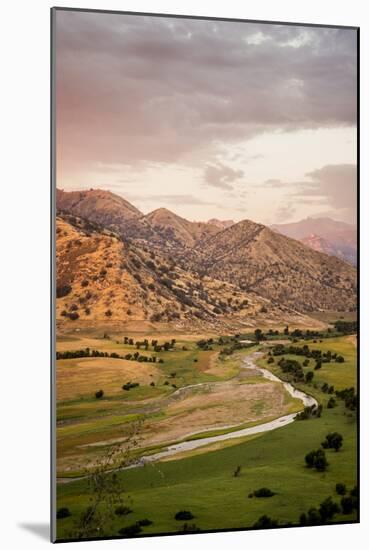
[18,523,49,541]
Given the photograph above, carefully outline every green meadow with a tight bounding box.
[55,333,357,539]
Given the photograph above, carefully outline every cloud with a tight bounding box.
[274,203,297,222]
[204,162,244,190]
[55,10,357,181]
[273,163,357,224]
[123,193,217,206]
[303,164,357,210]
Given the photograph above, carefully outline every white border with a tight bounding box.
[1,1,367,548]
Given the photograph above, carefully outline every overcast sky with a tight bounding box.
[55,10,357,225]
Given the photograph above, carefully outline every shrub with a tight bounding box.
[253,515,278,529]
[115,505,132,516]
[175,511,194,521]
[118,524,142,537]
[319,497,340,522]
[233,465,242,477]
[336,483,347,496]
[305,449,328,471]
[327,397,337,409]
[95,389,104,399]
[321,432,343,452]
[105,309,112,317]
[122,382,139,391]
[81,279,89,287]
[341,496,355,514]
[56,507,71,519]
[56,284,72,298]
[305,371,314,383]
[252,488,276,498]
[68,312,79,321]
[137,519,153,526]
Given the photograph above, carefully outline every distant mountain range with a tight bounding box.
[56,189,357,327]
[271,217,357,266]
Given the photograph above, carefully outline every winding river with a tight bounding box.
[58,351,317,482]
[136,352,318,465]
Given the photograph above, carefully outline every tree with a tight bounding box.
[327,397,337,409]
[336,483,347,496]
[57,507,71,519]
[305,449,328,471]
[233,465,242,477]
[305,371,314,383]
[319,497,340,522]
[175,511,194,521]
[56,284,72,298]
[69,420,144,539]
[95,389,104,399]
[254,328,263,341]
[252,488,276,498]
[341,496,355,514]
[322,432,343,452]
[253,515,278,529]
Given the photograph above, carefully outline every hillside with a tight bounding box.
[56,213,320,329]
[56,188,142,232]
[144,208,220,247]
[272,217,357,266]
[195,219,357,313]
[56,189,357,317]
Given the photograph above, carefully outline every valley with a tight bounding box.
[55,188,358,540]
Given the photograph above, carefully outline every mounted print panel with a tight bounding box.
[51,7,359,542]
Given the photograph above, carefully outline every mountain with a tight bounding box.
[207,218,235,230]
[56,188,142,232]
[56,212,312,329]
[56,189,357,319]
[143,208,220,247]
[195,219,356,313]
[271,217,357,266]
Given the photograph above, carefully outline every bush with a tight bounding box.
[336,483,347,496]
[321,432,343,452]
[233,465,242,477]
[68,312,79,321]
[253,515,278,529]
[305,371,314,383]
[252,488,276,498]
[115,505,132,516]
[56,284,72,298]
[105,309,112,317]
[305,449,328,471]
[95,389,104,399]
[327,397,337,409]
[319,497,340,522]
[137,518,153,526]
[56,507,71,519]
[175,511,194,521]
[118,524,142,537]
[81,279,89,287]
[122,382,139,391]
[341,496,355,514]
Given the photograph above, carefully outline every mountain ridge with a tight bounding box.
[56,188,357,317]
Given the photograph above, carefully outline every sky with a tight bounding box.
[55,10,357,225]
